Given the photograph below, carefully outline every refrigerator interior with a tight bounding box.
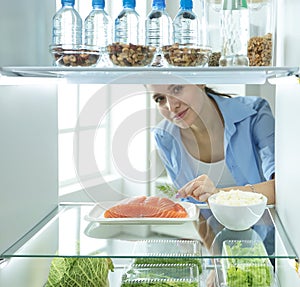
[0,0,300,286]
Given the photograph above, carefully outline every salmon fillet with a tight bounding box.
[104,196,188,218]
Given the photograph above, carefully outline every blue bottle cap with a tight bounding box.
[180,0,193,10]
[152,0,166,9]
[61,0,75,6]
[123,0,136,9]
[92,0,105,9]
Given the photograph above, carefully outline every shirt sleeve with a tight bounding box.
[251,98,275,180]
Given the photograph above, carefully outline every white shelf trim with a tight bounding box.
[1,66,299,85]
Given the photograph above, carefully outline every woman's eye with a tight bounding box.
[171,85,183,95]
[154,95,166,104]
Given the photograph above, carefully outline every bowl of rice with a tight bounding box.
[208,190,267,231]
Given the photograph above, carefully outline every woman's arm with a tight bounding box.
[177,174,275,204]
[221,178,275,204]
[251,98,275,181]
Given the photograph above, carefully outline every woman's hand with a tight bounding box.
[177,174,218,202]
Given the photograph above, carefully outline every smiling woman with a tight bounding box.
[149,84,275,205]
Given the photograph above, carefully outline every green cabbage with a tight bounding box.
[45,257,114,287]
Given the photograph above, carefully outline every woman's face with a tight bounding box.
[149,84,206,129]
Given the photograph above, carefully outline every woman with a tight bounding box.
[150,84,275,204]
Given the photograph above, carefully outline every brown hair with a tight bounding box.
[205,86,232,98]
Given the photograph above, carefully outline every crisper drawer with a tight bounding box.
[215,240,279,287]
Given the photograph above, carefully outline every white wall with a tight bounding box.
[275,0,300,285]
[276,78,300,286]
[276,0,300,67]
[0,0,54,66]
[0,85,58,255]
[0,0,58,257]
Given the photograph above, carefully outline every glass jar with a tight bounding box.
[248,0,276,66]
[204,0,222,66]
[219,0,250,67]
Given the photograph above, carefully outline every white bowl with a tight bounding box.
[208,190,267,231]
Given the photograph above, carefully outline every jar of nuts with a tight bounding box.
[205,0,222,66]
[248,0,276,66]
[49,45,101,67]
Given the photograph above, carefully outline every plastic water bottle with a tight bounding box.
[84,0,112,66]
[84,0,112,49]
[114,0,140,45]
[219,0,249,66]
[52,0,82,47]
[146,0,172,48]
[173,0,200,46]
[146,0,172,66]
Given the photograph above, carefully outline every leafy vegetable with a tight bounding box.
[133,258,202,274]
[45,257,114,287]
[225,241,270,266]
[226,265,271,287]
[227,266,249,286]
[156,184,178,198]
[224,241,272,287]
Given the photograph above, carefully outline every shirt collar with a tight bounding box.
[208,93,257,135]
[208,93,257,124]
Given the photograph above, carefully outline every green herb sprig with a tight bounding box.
[156,184,178,198]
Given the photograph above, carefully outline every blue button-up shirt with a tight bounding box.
[152,94,275,189]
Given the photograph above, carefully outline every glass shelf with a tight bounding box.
[1,203,297,260]
[1,66,299,84]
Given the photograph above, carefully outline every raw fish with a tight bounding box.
[104,196,188,218]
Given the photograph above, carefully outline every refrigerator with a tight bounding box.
[0,0,300,286]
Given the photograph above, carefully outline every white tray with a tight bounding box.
[84,201,199,225]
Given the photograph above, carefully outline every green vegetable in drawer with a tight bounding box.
[223,240,273,287]
[226,265,272,287]
[225,240,268,264]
